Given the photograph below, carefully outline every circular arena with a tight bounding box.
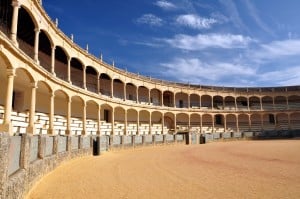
[0,0,300,198]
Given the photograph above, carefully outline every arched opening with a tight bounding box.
[54,90,68,135]
[126,83,137,102]
[12,68,34,133]
[0,0,13,36]
[114,107,125,135]
[263,113,275,130]
[176,113,189,132]
[238,114,249,132]
[290,113,300,130]
[99,73,111,97]
[262,96,273,110]
[150,88,161,106]
[190,114,200,133]
[202,114,213,133]
[163,91,174,107]
[86,66,98,93]
[164,112,174,134]
[127,109,138,135]
[236,96,248,110]
[38,30,52,72]
[274,96,287,110]
[249,96,261,110]
[86,100,98,135]
[201,95,212,109]
[138,86,149,104]
[17,7,36,59]
[100,104,113,135]
[139,110,150,135]
[288,95,300,109]
[151,111,163,134]
[35,81,51,134]
[214,114,225,133]
[224,96,235,110]
[70,58,84,88]
[71,96,84,135]
[113,79,124,99]
[226,114,237,132]
[175,92,188,108]
[55,46,68,81]
[250,114,261,132]
[276,113,289,131]
[213,95,223,110]
[190,94,200,108]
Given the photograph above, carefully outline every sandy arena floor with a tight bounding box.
[27,140,300,199]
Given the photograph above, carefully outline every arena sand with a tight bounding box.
[27,140,300,199]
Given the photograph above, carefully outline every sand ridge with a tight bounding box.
[26,140,300,199]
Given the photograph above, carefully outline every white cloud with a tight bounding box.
[251,39,300,61]
[257,66,300,86]
[244,0,275,36]
[176,14,217,29]
[163,33,253,50]
[154,0,177,10]
[136,14,163,26]
[160,58,256,85]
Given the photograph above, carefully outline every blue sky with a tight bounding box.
[43,0,300,87]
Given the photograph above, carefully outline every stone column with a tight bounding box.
[124,84,126,101]
[188,94,190,109]
[26,82,37,134]
[136,87,138,103]
[111,109,114,135]
[33,28,40,64]
[97,104,101,135]
[51,46,56,75]
[247,97,250,110]
[136,111,140,135]
[260,97,263,110]
[161,112,164,134]
[111,80,114,98]
[10,0,21,45]
[174,114,177,134]
[82,102,86,135]
[1,69,15,135]
[66,98,72,135]
[97,76,100,94]
[173,93,176,108]
[161,91,164,106]
[200,115,203,134]
[124,110,127,135]
[235,97,237,110]
[248,114,252,131]
[48,92,54,134]
[148,89,151,104]
[224,116,227,132]
[149,114,152,135]
[67,57,72,83]
[236,115,239,133]
[83,66,87,89]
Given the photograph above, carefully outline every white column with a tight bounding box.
[236,115,239,133]
[34,29,40,64]
[174,114,177,134]
[188,94,190,109]
[111,80,114,98]
[26,82,37,134]
[97,104,101,135]
[162,113,164,134]
[82,102,86,135]
[51,46,56,75]
[124,84,126,101]
[224,116,227,132]
[137,111,140,135]
[10,1,21,45]
[48,92,54,134]
[148,89,151,104]
[83,66,87,89]
[97,76,100,94]
[124,110,127,135]
[149,113,152,135]
[161,91,163,106]
[66,98,71,135]
[111,109,114,135]
[67,57,71,83]
[212,115,214,133]
[1,69,15,135]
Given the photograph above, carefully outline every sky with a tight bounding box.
[43,0,300,87]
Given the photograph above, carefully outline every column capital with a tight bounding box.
[12,0,21,8]
[6,68,16,77]
[34,28,40,33]
[30,82,38,88]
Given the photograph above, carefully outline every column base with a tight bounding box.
[26,126,35,134]
[47,128,55,135]
[0,123,13,136]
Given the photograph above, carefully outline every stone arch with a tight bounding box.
[86,66,98,93]
[70,58,84,88]
[138,86,149,104]
[202,114,213,133]
[150,88,161,106]
[126,83,137,101]
[175,92,188,108]
[224,96,235,110]
[190,93,200,108]
[113,79,124,99]
[190,113,200,133]
[71,96,84,135]
[54,90,69,135]
[164,112,175,133]
[139,110,150,135]
[99,73,112,97]
[226,114,237,132]
[238,114,249,132]
[86,100,98,135]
